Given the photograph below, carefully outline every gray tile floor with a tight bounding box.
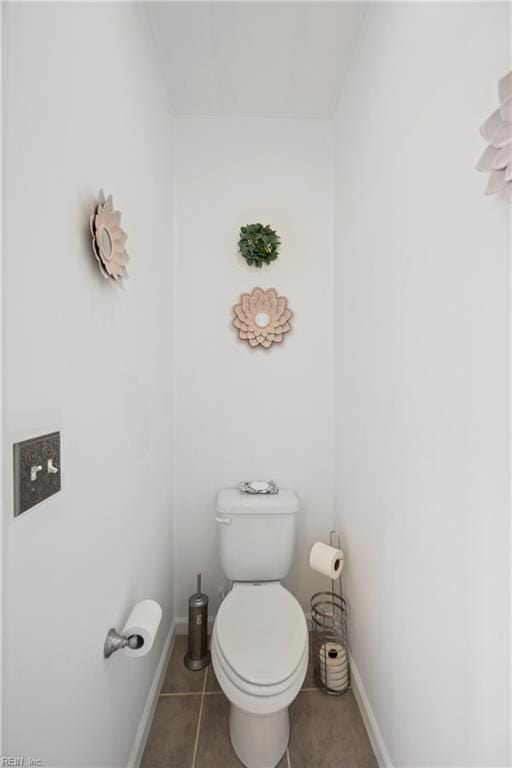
[141,635,377,768]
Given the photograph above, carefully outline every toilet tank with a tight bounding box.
[216,488,298,581]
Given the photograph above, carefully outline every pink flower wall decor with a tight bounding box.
[233,287,293,349]
[89,190,129,286]
[476,70,512,201]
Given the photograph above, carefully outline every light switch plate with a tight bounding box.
[13,431,61,516]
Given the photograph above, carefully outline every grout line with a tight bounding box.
[191,667,208,768]
[286,747,292,768]
[160,691,204,697]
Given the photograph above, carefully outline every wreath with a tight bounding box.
[238,223,281,268]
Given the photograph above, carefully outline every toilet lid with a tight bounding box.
[215,583,307,687]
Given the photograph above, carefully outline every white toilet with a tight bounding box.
[211,488,308,768]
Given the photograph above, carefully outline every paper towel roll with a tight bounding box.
[309,542,344,579]
[122,599,162,657]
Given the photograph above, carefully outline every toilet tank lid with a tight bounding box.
[216,488,298,515]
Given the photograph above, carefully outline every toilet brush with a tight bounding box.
[184,573,211,671]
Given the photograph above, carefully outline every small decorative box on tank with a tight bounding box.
[13,431,61,516]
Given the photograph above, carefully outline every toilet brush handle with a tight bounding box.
[197,573,201,596]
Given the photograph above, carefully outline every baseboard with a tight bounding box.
[127,617,177,768]
[349,652,393,768]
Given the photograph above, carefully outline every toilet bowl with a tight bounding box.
[212,582,308,768]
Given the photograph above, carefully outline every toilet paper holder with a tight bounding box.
[103,628,144,659]
[310,530,350,696]
[104,599,162,659]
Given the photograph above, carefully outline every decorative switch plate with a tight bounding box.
[13,431,61,516]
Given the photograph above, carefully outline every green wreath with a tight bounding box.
[238,223,281,268]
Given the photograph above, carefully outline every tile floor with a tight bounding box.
[141,635,377,768]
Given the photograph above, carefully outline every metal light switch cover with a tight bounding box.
[13,431,61,516]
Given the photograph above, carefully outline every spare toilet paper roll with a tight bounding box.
[309,542,344,579]
[122,599,162,657]
[319,643,349,691]
[321,668,349,692]
[319,642,348,668]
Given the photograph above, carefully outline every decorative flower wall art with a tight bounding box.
[477,70,512,200]
[90,190,129,285]
[233,287,292,349]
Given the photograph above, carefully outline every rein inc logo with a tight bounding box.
[2,759,42,766]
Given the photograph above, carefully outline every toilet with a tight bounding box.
[212,488,308,768]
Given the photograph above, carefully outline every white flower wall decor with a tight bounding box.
[90,190,129,286]
[233,287,293,349]
[477,70,512,200]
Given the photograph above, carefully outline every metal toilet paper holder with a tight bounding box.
[310,530,350,696]
[104,628,144,659]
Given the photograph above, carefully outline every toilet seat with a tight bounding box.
[211,583,309,716]
[215,583,307,688]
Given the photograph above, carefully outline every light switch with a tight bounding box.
[13,431,61,516]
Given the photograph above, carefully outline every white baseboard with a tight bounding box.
[349,652,393,768]
[127,617,177,768]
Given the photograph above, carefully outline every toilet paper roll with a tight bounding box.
[309,542,344,579]
[319,642,348,667]
[321,668,349,691]
[122,599,162,657]
[319,643,349,691]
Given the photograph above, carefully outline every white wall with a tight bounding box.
[173,117,334,617]
[333,3,510,766]
[2,3,174,766]
[0,3,4,757]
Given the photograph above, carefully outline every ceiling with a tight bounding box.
[146,3,367,118]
